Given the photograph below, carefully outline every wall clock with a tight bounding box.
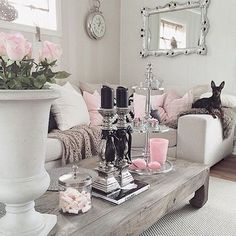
[86,1,106,40]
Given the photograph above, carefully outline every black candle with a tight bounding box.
[101,86,114,109]
[116,86,128,108]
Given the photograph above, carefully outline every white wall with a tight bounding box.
[120,0,236,94]
[61,0,120,85]
[0,0,121,85]
[1,0,236,92]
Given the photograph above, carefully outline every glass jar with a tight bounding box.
[58,165,92,215]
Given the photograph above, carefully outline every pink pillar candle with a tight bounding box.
[149,138,169,165]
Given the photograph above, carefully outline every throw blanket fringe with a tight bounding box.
[48,125,101,165]
[164,108,235,140]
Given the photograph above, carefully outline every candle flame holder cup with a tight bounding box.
[98,108,117,130]
[116,107,130,129]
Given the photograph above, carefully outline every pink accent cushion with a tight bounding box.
[164,91,193,122]
[133,93,166,119]
[83,91,103,126]
[151,93,166,109]
[156,106,168,123]
[163,90,181,110]
[133,93,146,118]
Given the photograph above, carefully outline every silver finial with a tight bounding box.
[72,165,79,177]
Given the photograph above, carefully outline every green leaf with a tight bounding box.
[44,69,56,79]
[7,79,21,89]
[0,72,4,80]
[33,81,44,89]
[0,56,70,90]
[55,71,71,79]
[49,60,57,66]
[32,75,47,89]
[0,79,8,89]
[47,78,56,84]
[32,70,44,78]
[20,60,34,77]
[20,77,33,88]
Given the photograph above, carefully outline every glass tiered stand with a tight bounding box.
[130,63,173,175]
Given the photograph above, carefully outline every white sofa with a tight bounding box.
[45,82,234,169]
[45,114,234,170]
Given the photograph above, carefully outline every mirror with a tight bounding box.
[140,0,210,57]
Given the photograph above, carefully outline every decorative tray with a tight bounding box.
[129,160,173,176]
[132,124,169,134]
[132,86,164,91]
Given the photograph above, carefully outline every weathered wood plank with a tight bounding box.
[34,158,209,236]
[76,168,209,236]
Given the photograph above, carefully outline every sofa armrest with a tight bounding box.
[176,115,234,166]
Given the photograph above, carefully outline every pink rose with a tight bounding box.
[4,33,29,61]
[39,41,62,63]
[0,32,7,56]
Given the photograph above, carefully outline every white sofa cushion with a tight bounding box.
[46,138,63,163]
[132,128,177,148]
[50,82,90,131]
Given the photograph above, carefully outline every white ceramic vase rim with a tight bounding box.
[0,88,59,100]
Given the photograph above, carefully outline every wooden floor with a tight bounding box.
[210,155,236,182]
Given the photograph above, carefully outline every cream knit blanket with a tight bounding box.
[48,125,101,165]
[164,108,235,140]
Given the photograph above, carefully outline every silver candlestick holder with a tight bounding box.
[93,106,135,193]
[116,107,130,129]
[92,103,150,204]
[98,108,117,130]
[92,108,121,194]
[115,107,134,188]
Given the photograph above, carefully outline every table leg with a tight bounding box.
[189,171,209,208]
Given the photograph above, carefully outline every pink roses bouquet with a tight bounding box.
[0,32,70,89]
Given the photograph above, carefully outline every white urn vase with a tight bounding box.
[0,90,58,236]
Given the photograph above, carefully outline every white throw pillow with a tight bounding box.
[189,84,210,101]
[50,82,90,131]
[200,92,236,108]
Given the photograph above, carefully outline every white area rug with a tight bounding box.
[141,177,236,236]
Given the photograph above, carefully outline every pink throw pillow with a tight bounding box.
[133,93,146,118]
[163,90,181,110]
[164,91,193,122]
[133,93,166,119]
[83,91,103,126]
[156,106,168,123]
[151,93,166,109]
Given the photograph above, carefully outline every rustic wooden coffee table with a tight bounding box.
[36,158,209,236]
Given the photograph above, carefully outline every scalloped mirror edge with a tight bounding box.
[140,0,210,58]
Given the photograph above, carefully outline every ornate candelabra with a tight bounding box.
[92,86,150,203]
[92,87,134,195]
[92,108,121,194]
[92,107,134,194]
[115,107,134,188]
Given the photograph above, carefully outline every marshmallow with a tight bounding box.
[59,187,92,214]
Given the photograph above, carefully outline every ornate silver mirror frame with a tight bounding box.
[140,0,210,58]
